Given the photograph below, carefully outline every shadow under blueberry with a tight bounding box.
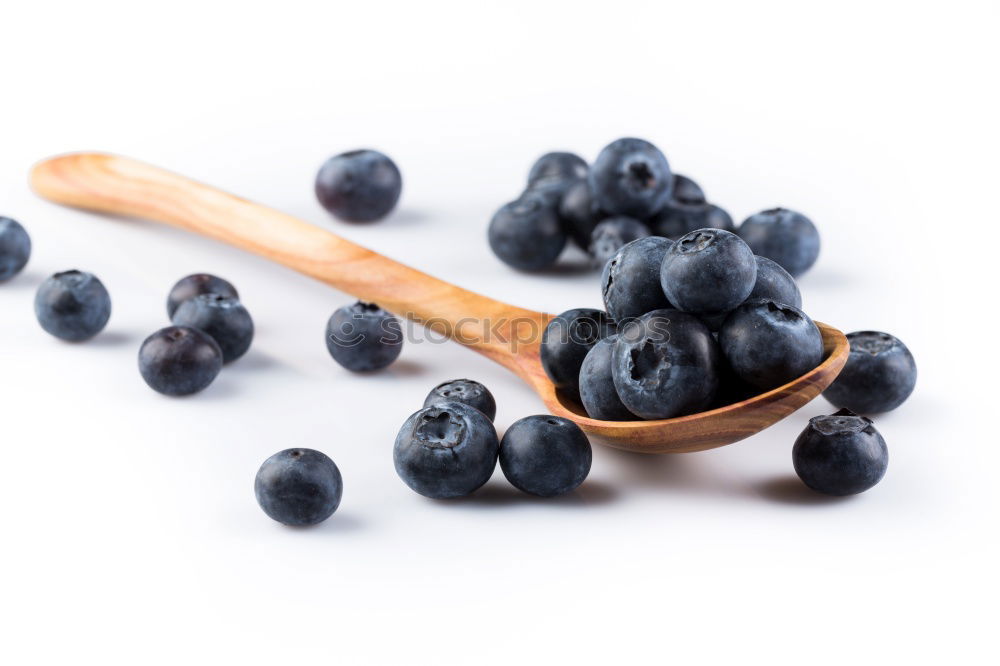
[434,478,619,508]
[755,476,853,506]
[84,329,137,347]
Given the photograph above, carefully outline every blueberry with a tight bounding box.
[649,201,734,240]
[588,216,650,267]
[488,192,567,271]
[315,149,402,222]
[612,309,721,419]
[822,331,917,414]
[601,236,673,322]
[588,138,673,218]
[423,378,497,422]
[138,326,223,396]
[793,409,888,496]
[34,270,112,341]
[737,208,820,277]
[671,174,705,204]
[166,273,238,318]
[748,255,802,309]
[254,448,343,526]
[325,301,403,372]
[393,402,499,499]
[171,293,253,363]
[527,151,588,188]
[0,217,31,281]
[660,229,756,314]
[499,415,592,497]
[579,335,635,420]
[558,180,607,250]
[540,308,616,399]
[718,299,823,390]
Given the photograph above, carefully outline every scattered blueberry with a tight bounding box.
[527,151,588,189]
[823,331,917,414]
[601,236,673,322]
[793,409,888,496]
[589,138,673,218]
[34,270,112,341]
[325,301,403,372]
[718,299,823,390]
[488,192,567,271]
[423,378,497,422]
[612,309,721,419]
[737,208,820,277]
[558,180,606,250]
[660,229,756,314]
[0,216,31,281]
[588,216,650,267]
[166,273,239,318]
[671,174,705,204]
[138,326,223,396]
[499,415,592,497]
[255,448,343,526]
[649,201,734,240]
[315,149,402,222]
[747,255,802,309]
[172,293,254,363]
[540,308,616,399]
[579,335,635,420]
[393,401,499,499]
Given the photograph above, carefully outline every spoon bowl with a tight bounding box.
[30,153,848,453]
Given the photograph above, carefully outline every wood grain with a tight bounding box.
[31,152,849,453]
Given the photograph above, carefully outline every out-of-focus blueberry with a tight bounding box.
[138,326,223,396]
[0,216,31,281]
[499,415,592,496]
[737,207,820,277]
[325,301,403,372]
[588,216,650,267]
[649,201,734,240]
[541,308,616,399]
[393,401,499,499]
[34,270,112,341]
[719,299,823,390]
[255,448,343,526]
[423,378,497,422]
[579,335,635,420]
[671,174,705,204]
[611,309,721,419]
[172,293,254,363]
[527,152,588,188]
[315,149,402,222]
[558,180,607,251]
[601,236,673,322]
[589,138,673,218]
[793,409,888,496]
[166,273,238,318]
[488,192,567,271]
[660,229,756,314]
[823,331,917,414]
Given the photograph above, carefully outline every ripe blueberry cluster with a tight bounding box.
[139,273,255,396]
[541,228,823,421]
[393,379,592,498]
[488,138,821,277]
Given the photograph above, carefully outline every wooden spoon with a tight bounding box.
[30,153,848,453]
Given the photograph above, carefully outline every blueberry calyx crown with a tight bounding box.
[414,408,467,449]
[629,338,672,387]
[849,331,897,356]
[809,408,875,436]
[677,231,715,253]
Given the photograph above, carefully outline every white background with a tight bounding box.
[2,1,997,663]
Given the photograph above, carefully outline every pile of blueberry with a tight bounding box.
[487,138,819,276]
[394,378,592,499]
[541,227,822,421]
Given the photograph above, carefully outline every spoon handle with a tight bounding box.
[30,153,544,366]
